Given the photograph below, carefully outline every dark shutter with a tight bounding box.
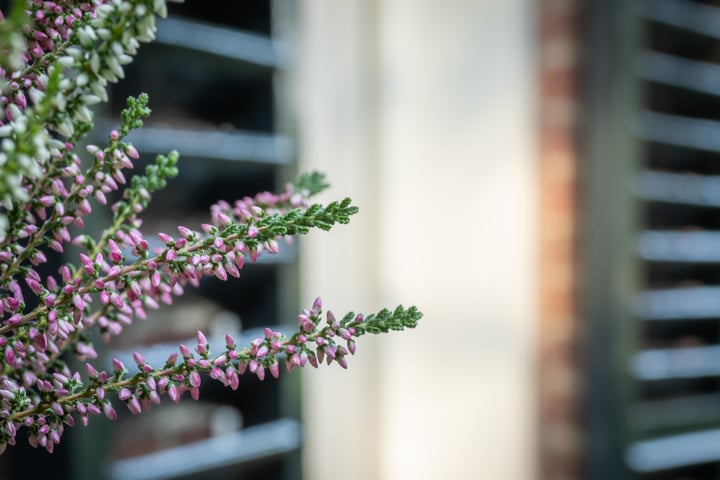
[584,0,720,478]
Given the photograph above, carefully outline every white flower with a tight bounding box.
[81,94,101,105]
[57,56,75,68]
[107,56,124,79]
[78,26,98,47]
[28,88,45,105]
[55,117,74,138]
[74,106,93,123]
[76,73,89,87]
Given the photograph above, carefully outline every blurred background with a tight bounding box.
[7,0,720,479]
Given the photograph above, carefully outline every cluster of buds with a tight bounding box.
[0,0,420,455]
[0,0,181,231]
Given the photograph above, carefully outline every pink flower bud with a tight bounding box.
[325,345,337,360]
[225,262,240,278]
[132,352,146,368]
[102,402,117,420]
[127,396,142,415]
[227,368,239,390]
[237,361,247,375]
[312,297,322,312]
[125,145,139,159]
[99,290,110,304]
[157,377,169,393]
[165,353,178,367]
[86,404,101,416]
[190,387,200,401]
[25,278,42,295]
[168,383,179,403]
[85,363,98,378]
[196,330,207,347]
[285,357,296,373]
[177,226,193,239]
[179,344,192,358]
[38,195,55,207]
[265,239,279,254]
[72,294,84,311]
[308,353,318,368]
[157,232,173,244]
[214,265,227,281]
[127,282,141,301]
[339,328,353,341]
[108,239,122,263]
[118,388,131,401]
[94,190,106,205]
[189,371,201,388]
[128,230,143,246]
[109,293,124,308]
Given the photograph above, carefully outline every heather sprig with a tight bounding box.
[0,301,420,453]
[0,0,179,234]
[0,0,421,455]
[0,92,153,287]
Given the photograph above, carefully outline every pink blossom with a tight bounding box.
[126,396,142,415]
[102,402,117,420]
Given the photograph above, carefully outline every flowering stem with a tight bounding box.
[6,303,421,423]
[0,198,358,337]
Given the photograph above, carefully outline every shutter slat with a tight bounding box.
[125,126,294,164]
[635,286,720,321]
[643,0,720,40]
[156,17,280,68]
[626,428,720,473]
[638,231,720,263]
[637,111,720,153]
[109,419,302,480]
[631,345,720,380]
[636,171,720,207]
[639,50,720,97]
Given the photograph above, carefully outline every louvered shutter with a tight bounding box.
[584,1,720,478]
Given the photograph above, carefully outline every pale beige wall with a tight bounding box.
[295,1,537,479]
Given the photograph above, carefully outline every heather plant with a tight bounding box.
[0,0,421,454]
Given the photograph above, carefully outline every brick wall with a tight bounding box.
[538,0,582,479]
